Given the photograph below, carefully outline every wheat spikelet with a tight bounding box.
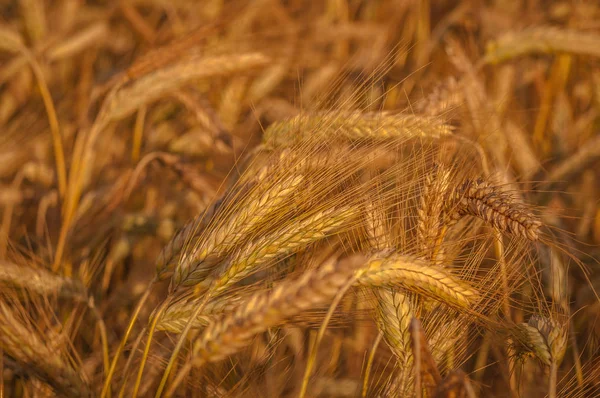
[171,175,304,290]
[0,302,90,397]
[515,323,552,366]
[485,26,600,64]
[415,77,462,117]
[263,111,453,148]
[208,206,357,294]
[449,178,542,240]
[357,254,478,308]
[0,260,86,299]
[189,255,365,364]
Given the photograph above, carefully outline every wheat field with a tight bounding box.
[1,0,600,397]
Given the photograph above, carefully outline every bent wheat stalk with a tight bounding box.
[484,26,600,64]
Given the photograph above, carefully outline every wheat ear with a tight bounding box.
[263,111,453,148]
[206,206,357,294]
[103,53,270,123]
[155,190,234,280]
[449,178,542,240]
[515,315,567,367]
[0,302,90,397]
[514,315,568,398]
[155,296,237,333]
[164,255,366,396]
[170,175,304,290]
[357,254,478,308]
[484,26,600,64]
[364,199,415,362]
[374,289,414,362]
[0,260,85,299]
[417,168,453,263]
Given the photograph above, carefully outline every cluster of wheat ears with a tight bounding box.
[2,0,600,397]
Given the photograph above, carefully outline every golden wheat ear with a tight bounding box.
[0,260,86,300]
[170,174,304,291]
[0,301,91,397]
[448,178,542,241]
[262,111,454,148]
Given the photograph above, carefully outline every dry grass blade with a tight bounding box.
[357,254,478,308]
[263,111,453,148]
[0,302,90,397]
[0,260,86,300]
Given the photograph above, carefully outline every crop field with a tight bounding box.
[1,1,600,397]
